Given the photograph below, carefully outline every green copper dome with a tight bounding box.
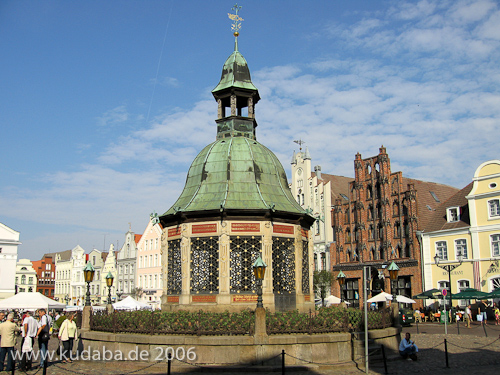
[160,37,313,227]
[163,137,305,216]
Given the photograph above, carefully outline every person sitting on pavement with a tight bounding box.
[399,332,418,361]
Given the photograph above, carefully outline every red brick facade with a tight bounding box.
[32,255,56,299]
[331,147,423,308]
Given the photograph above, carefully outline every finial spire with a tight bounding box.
[228,4,244,51]
[293,139,305,151]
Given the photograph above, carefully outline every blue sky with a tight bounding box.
[1,0,499,260]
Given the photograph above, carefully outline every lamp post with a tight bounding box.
[388,261,400,328]
[337,270,346,302]
[83,262,95,307]
[106,272,114,305]
[252,256,267,309]
[387,261,400,301]
[434,254,462,310]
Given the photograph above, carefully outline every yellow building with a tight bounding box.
[420,160,500,307]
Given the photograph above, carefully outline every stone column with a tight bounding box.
[230,95,237,116]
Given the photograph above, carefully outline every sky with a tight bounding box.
[1,0,499,260]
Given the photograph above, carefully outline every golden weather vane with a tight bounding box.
[228,3,244,36]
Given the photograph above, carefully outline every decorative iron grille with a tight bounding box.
[190,236,219,294]
[167,238,182,295]
[230,236,262,293]
[272,237,295,293]
[301,240,309,293]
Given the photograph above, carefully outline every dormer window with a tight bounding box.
[447,207,460,222]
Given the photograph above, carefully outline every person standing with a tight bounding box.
[0,312,20,372]
[36,309,52,369]
[477,300,487,325]
[494,303,499,325]
[21,311,37,371]
[58,313,78,363]
[465,304,472,328]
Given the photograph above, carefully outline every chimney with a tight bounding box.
[314,165,322,180]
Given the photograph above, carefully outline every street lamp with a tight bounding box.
[105,272,114,305]
[387,261,400,301]
[434,254,462,310]
[337,270,346,302]
[83,262,95,307]
[252,256,267,309]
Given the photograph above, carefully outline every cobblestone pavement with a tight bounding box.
[7,321,500,375]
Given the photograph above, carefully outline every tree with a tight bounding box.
[313,270,334,307]
[134,287,144,299]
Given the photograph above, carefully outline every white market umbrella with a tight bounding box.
[367,291,392,303]
[393,295,416,304]
[112,296,152,310]
[324,295,342,306]
[0,292,66,310]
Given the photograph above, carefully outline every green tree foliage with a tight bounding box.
[313,270,334,307]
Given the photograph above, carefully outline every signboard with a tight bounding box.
[231,223,260,232]
[232,295,258,303]
[192,224,217,234]
[168,227,181,237]
[192,295,216,303]
[273,224,294,235]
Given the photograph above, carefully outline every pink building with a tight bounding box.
[136,214,163,309]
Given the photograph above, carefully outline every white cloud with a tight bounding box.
[96,106,129,127]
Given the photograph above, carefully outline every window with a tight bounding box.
[492,234,500,257]
[455,239,468,259]
[345,228,351,243]
[21,275,26,285]
[396,276,411,302]
[28,277,33,284]
[447,207,460,222]
[489,199,500,217]
[393,201,400,216]
[458,280,470,306]
[139,256,143,268]
[436,241,448,260]
[321,253,326,270]
[342,279,359,308]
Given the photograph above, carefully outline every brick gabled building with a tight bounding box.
[330,146,459,307]
[32,254,56,299]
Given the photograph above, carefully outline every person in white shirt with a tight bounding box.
[399,332,418,361]
[21,311,37,371]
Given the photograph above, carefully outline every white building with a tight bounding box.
[54,250,73,304]
[99,244,117,304]
[290,147,351,271]
[0,223,21,299]
[15,259,37,293]
[116,230,139,299]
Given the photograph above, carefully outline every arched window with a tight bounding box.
[369,225,374,240]
[345,209,350,224]
[378,223,384,239]
[375,182,381,199]
[392,178,398,194]
[375,162,380,173]
[402,199,408,216]
[367,164,372,176]
[368,205,373,220]
[367,185,372,199]
[347,248,352,262]
[393,201,400,216]
[396,244,402,258]
[370,247,376,260]
[346,228,351,243]
[379,246,384,260]
[404,244,411,258]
